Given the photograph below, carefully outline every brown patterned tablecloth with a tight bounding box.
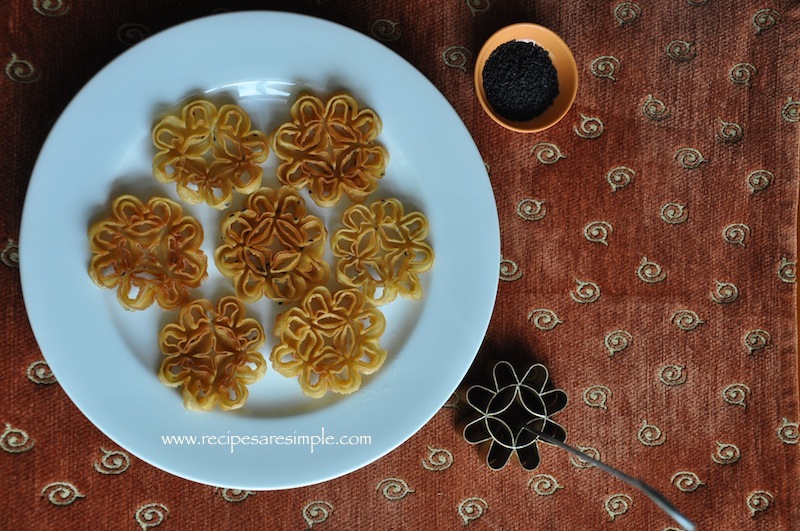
[3,1,799,529]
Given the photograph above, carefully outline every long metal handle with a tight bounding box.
[523,426,696,531]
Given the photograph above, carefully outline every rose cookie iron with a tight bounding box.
[461,360,695,530]
[462,360,567,471]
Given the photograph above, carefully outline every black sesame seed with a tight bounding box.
[482,40,559,122]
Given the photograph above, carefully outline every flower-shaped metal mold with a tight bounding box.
[463,360,568,470]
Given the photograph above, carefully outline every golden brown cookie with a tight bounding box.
[331,198,434,305]
[158,296,266,411]
[152,99,269,209]
[215,186,329,303]
[269,92,389,207]
[88,195,207,311]
[271,286,387,398]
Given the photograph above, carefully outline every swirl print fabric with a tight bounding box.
[2,1,799,529]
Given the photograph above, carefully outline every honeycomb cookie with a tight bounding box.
[331,198,434,306]
[88,195,207,311]
[271,286,387,399]
[215,186,329,303]
[269,92,389,207]
[152,99,269,209]
[158,296,266,411]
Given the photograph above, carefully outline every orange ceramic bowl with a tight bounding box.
[475,23,578,133]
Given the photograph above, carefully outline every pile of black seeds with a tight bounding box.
[482,40,559,122]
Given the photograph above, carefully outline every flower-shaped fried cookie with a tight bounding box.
[272,286,387,398]
[270,92,389,207]
[88,195,207,311]
[331,198,434,305]
[215,186,329,303]
[158,296,266,411]
[153,99,269,209]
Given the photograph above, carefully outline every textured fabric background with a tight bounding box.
[2,1,799,529]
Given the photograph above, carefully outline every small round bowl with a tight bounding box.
[475,23,578,133]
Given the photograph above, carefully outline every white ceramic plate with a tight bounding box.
[20,11,499,490]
